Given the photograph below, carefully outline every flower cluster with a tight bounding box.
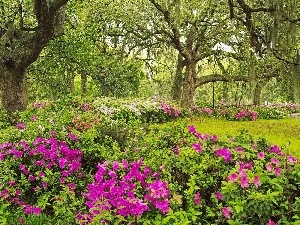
[159,102,181,117]
[0,136,83,216]
[78,159,170,224]
[235,110,258,121]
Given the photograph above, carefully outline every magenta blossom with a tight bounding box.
[240,176,250,188]
[193,192,201,206]
[257,152,265,159]
[191,143,202,153]
[253,175,261,188]
[68,133,78,141]
[287,155,297,164]
[215,192,223,200]
[227,173,239,183]
[274,167,281,176]
[222,207,231,219]
[215,147,232,162]
[267,219,276,225]
[188,125,196,134]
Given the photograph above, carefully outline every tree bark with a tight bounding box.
[0,0,69,118]
[253,81,264,105]
[1,67,27,117]
[171,53,184,101]
[180,60,197,108]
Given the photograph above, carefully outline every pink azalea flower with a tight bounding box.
[222,207,231,219]
[215,192,223,200]
[194,192,201,206]
[68,133,78,141]
[267,219,276,225]
[287,155,297,164]
[240,176,250,188]
[274,167,281,176]
[270,158,280,165]
[212,135,218,143]
[236,147,244,152]
[188,125,196,134]
[257,152,265,159]
[253,175,261,188]
[227,173,239,183]
[191,143,202,153]
[173,146,180,156]
[215,147,232,162]
[266,164,273,172]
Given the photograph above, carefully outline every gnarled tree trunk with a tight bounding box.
[171,53,185,102]
[0,1,68,119]
[1,67,27,117]
[180,60,197,108]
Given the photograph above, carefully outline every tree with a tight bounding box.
[228,0,300,103]
[0,0,69,117]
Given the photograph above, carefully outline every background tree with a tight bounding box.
[0,0,69,117]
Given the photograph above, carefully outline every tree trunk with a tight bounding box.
[171,53,184,101]
[0,1,69,118]
[180,60,197,108]
[253,81,264,105]
[1,67,27,118]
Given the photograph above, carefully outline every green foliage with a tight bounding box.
[0,96,300,224]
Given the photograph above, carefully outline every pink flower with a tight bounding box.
[274,167,281,176]
[188,125,196,134]
[9,180,16,186]
[222,207,231,219]
[215,147,232,162]
[28,175,36,182]
[212,135,218,143]
[193,192,201,206]
[191,143,202,153]
[31,115,37,121]
[173,146,180,156]
[42,182,48,188]
[18,217,25,225]
[236,147,244,152]
[287,155,297,164]
[240,176,250,188]
[68,133,78,141]
[253,175,261,188]
[32,207,42,216]
[270,158,280,165]
[266,164,273,172]
[215,192,223,200]
[15,122,26,130]
[257,152,265,159]
[227,173,239,183]
[267,219,276,225]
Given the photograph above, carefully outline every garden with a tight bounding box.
[2,0,300,224]
[0,97,300,225]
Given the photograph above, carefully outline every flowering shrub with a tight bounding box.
[0,96,299,224]
[0,135,86,223]
[190,105,287,121]
[77,159,170,224]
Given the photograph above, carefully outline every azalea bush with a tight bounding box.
[0,96,300,224]
[190,105,290,121]
[0,135,87,224]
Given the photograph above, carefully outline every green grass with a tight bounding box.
[166,117,300,158]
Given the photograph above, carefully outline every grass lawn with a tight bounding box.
[167,117,300,158]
